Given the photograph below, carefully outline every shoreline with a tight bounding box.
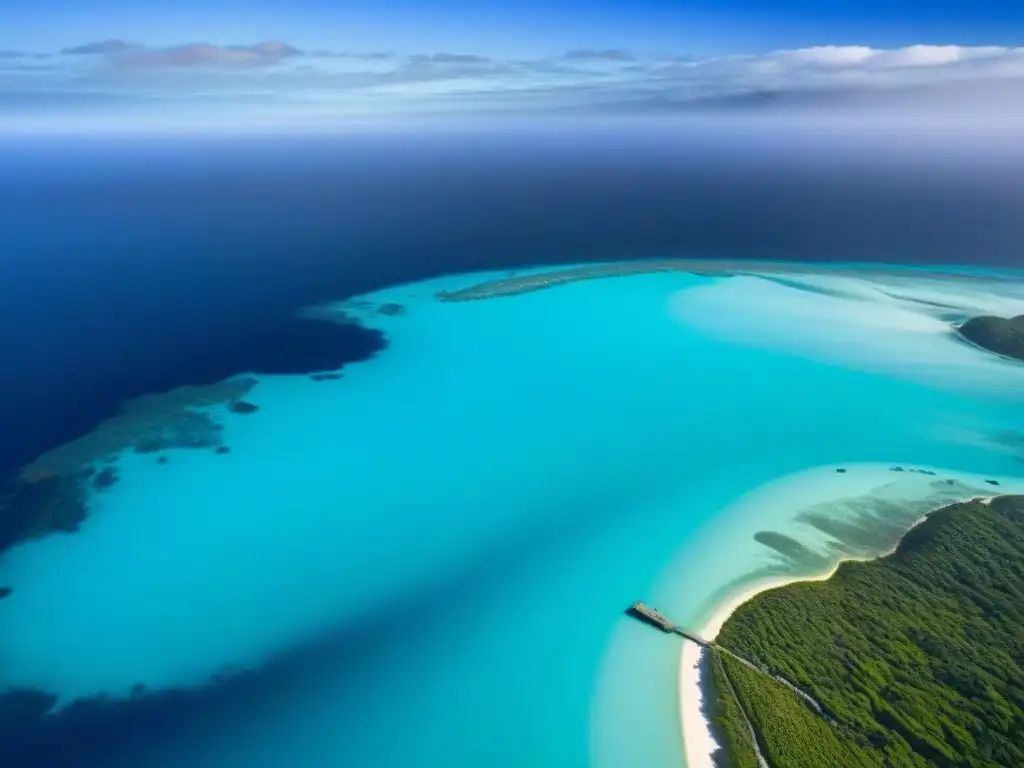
[678,496,993,768]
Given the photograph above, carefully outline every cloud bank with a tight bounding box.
[6,39,1024,126]
[112,41,302,70]
[62,39,138,56]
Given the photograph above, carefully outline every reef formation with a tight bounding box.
[432,259,996,302]
[0,377,257,558]
[19,377,256,481]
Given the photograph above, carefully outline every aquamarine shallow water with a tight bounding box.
[1,263,1024,766]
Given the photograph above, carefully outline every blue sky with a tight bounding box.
[4,0,1024,130]
[10,0,1024,53]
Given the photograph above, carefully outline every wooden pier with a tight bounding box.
[626,601,710,646]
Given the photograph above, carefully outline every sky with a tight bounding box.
[3,0,1024,130]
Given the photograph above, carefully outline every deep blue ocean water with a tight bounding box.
[2,128,1024,767]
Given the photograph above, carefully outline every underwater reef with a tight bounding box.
[19,378,257,481]
[432,259,992,302]
[0,472,93,556]
[0,378,257,557]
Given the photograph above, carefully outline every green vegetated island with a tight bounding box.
[706,495,1024,768]
[958,314,1024,363]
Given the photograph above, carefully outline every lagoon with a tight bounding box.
[1,262,1023,767]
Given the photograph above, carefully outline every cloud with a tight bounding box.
[564,49,635,62]
[766,44,1010,71]
[62,40,136,56]
[1,62,58,73]
[11,40,1024,123]
[408,53,490,65]
[113,41,302,70]
[312,50,393,61]
[769,46,877,68]
[0,50,26,59]
[641,44,1024,104]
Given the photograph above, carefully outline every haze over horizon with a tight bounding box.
[4,0,1024,130]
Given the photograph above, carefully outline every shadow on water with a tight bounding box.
[0,449,640,767]
[0,596,403,767]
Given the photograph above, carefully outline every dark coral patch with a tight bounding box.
[310,372,344,382]
[836,468,847,473]
[157,456,168,465]
[229,401,259,415]
[0,688,57,734]
[93,467,119,490]
[378,302,406,316]
[753,531,831,571]
[0,474,88,555]
[0,586,11,600]
[19,379,256,482]
[986,479,1001,486]
[215,446,231,455]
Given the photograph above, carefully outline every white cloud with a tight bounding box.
[755,44,1018,73]
[62,39,137,56]
[112,41,303,70]
[772,46,877,68]
[10,40,1024,120]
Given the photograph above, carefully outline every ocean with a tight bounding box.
[1,126,1024,767]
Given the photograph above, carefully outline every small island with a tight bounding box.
[957,314,1024,362]
[705,495,1024,767]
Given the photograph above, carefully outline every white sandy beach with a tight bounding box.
[678,490,1004,768]
[679,569,840,768]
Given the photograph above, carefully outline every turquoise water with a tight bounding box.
[1,264,1023,766]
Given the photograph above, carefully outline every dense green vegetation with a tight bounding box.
[711,495,1024,767]
[958,315,1024,362]
[719,652,881,768]
[707,652,761,768]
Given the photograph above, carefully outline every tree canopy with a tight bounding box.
[710,495,1024,767]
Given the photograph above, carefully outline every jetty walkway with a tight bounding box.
[626,601,831,720]
[625,601,712,645]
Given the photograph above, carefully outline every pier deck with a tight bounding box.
[626,601,710,645]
